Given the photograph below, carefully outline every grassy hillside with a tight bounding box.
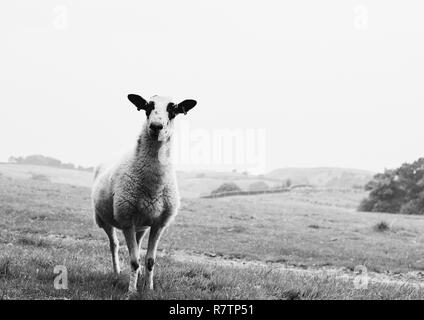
[0,164,283,198]
[2,170,424,299]
[0,164,375,198]
[0,163,93,188]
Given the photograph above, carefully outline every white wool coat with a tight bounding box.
[91,122,180,231]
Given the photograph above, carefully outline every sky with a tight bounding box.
[1,1,424,174]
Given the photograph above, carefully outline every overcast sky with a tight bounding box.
[1,1,424,174]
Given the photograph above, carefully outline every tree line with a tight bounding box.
[359,158,424,215]
[8,155,94,172]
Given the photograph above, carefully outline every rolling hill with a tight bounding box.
[0,164,374,198]
[266,167,374,188]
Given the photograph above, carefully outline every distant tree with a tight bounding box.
[196,172,206,178]
[10,154,96,172]
[359,158,424,214]
[8,156,23,163]
[7,154,82,171]
[211,182,242,194]
[285,179,292,188]
[18,154,62,167]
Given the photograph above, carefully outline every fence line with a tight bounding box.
[201,184,314,199]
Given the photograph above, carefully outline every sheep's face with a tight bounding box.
[128,94,197,141]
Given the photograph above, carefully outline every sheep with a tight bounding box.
[91,94,197,294]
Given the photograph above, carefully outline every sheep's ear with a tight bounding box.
[175,99,197,115]
[128,94,148,111]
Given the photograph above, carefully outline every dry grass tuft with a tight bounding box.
[374,221,390,232]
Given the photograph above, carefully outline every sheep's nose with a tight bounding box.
[149,122,163,132]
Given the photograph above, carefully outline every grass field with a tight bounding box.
[2,165,424,299]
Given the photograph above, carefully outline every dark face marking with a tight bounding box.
[129,95,196,143]
[166,102,176,120]
[147,258,155,271]
[145,101,155,118]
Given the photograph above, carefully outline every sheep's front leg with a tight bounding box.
[143,225,165,291]
[123,226,140,294]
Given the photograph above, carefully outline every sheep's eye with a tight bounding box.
[167,103,176,120]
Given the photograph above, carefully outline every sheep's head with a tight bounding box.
[128,94,197,141]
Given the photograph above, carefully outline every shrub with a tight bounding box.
[285,179,292,188]
[374,221,389,232]
[30,173,51,182]
[211,182,242,194]
[358,197,375,212]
